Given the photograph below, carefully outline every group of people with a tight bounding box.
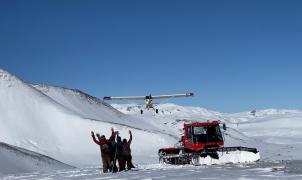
[91,128,135,173]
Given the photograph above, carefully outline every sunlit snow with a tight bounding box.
[1,69,302,179]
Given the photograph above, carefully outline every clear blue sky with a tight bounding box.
[0,0,301,112]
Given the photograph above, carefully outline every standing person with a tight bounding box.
[110,135,118,173]
[123,130,135,170]
[116,134,125,171]
[91,128,116,173]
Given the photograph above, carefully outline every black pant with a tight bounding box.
[125,154,135,170]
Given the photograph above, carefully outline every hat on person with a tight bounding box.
[100,135,106,140]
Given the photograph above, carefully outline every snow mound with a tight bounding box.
[198,151,260,165]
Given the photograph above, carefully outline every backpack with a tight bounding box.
[109,141,116,156]
[123,142,131,155]
[100,143,110,154]
[116,141,124,156]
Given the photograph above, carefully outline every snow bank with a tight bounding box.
[198,151,260,165]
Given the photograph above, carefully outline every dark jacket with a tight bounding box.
[116,136,124,156]
[123,133,132,156]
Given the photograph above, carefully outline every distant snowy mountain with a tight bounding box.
[113,103,223,119]
[0,142,72,176]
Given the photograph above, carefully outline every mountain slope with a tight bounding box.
[0,142,72,176]
[0,69,177,172]
[31,84,124,120]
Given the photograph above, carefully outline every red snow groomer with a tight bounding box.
[158,121,259,165]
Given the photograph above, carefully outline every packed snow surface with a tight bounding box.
[3,161,302,180]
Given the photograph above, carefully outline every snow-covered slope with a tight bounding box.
[113,103,225,136]
[228,110,302,160]
[113,103,223,120]
[0,142,72,176]
[0,69,177,175]
[31,84,124,121]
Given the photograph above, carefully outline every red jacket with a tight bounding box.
[92,131,115,158]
